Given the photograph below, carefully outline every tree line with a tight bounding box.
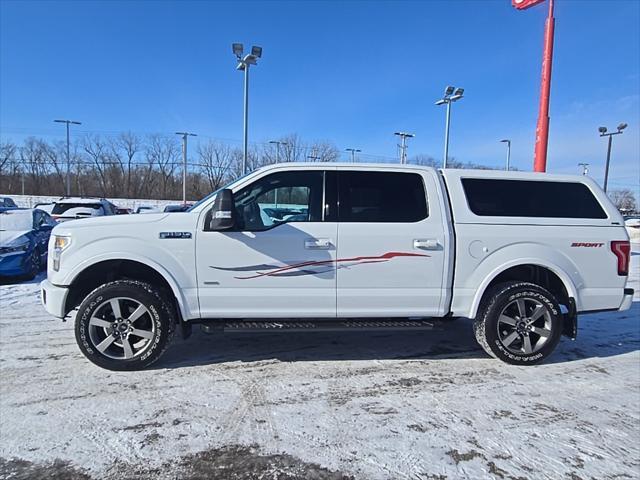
[0,133,342,200]
[0,132,636,213]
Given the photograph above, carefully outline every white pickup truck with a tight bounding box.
[40,163,633,370]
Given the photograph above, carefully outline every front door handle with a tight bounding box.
[305,238,332,249]
[414,239,439,250]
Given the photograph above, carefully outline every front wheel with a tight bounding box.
[75,280,174,371]
[474,281,563,365]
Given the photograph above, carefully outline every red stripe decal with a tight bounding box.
[235,251,429,280]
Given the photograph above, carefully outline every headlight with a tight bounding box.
[54,236,71,251]
[52,235,71,271]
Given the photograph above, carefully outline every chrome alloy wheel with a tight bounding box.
[496,297,553,355]
[87,297,156,360]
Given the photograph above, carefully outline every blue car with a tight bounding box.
[0,209,56,279]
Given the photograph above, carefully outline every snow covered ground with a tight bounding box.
[0,247,638,479]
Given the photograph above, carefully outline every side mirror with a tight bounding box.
[207,189,235,231]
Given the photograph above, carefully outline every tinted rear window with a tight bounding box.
[338,171,428,222]
[461,179,608,219]
[52,203,103,215]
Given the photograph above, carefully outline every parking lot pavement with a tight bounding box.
[0,250,638,480]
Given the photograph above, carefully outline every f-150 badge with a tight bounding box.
[159,232,192,239]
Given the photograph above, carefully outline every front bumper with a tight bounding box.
[40,279,69,318]
[619,288,634,312]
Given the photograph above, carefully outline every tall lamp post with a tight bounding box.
[435,86,464,168]
[54,119,81,196]
[233,43,263,175]
[175,132,197,205]
[599,123,627,193]
[345,148,361,163]
[578,163,589,176]
[269,140,289,163]
[500,139,511,171]
[394,132,414,164]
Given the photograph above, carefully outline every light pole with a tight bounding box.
[54,119,81,196]
[394,132,414,164]
[345,148,361,163]
[435,86,464,168]
[599,123,627,192]
[578,163,589,176]
[233,43,262,175]
[500,139,511,171]
[175,132,197,205]
[269,140,289,163]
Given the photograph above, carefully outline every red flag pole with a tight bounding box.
[533,0,555,172]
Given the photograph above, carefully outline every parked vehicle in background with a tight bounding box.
[624,215,640,242]
[40,164,633,370]
[51,198,117,222]
[0,196,18,209]
[1,209,55,279]
[34,202,55,215]
[163,204,192,213]
[116,207,133,215]
[135,205,160,214]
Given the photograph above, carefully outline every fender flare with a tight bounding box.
[64,251,191,320]
[467,258,579,319]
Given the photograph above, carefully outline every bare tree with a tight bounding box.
[0,141,18,192]
[109,132,141,198]
[608,189,637,213]
[309,141,340,162]
[82,134,111,196]
[198,140,235,191]
[146,134,180,198]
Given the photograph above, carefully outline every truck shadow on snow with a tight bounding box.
[154,303,639,369]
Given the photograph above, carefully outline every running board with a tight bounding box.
[200,318,439,334]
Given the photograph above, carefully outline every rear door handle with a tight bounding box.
[414,239,439,250]
[305,238,332,249]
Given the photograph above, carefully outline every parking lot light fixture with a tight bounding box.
[175,132,197,205]
[599,123,627,192]
[345,148,362,163]
[54,119,82,196]
[269,140,289,163]
[500,139,511,171]
[233,43,263,175]
[435,85,464,168]
[394,132,414,164]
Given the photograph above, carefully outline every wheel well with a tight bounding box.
[485,264,571,307]
[64,260,181,320]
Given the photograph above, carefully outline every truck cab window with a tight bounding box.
[338,171,428,222]
[233,170,324,231]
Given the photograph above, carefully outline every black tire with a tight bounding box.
[75,280,175,371]
[474,281,563,365]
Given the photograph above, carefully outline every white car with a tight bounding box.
[40,164,633,370]
[50,198,117,222]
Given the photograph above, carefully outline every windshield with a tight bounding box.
[0,211,33,231]
[187,173,252,212]
[52,203,103,215]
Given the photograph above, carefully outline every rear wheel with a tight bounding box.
[474,281,563,365]
[75,280,174,370]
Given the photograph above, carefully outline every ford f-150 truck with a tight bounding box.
[40,163,634,370]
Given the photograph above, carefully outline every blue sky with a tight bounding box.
[1,0,638,192]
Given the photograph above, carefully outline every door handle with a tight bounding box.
[305,238,332,249]
[414,239,439,250]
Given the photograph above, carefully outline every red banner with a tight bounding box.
[512,0,545,10]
